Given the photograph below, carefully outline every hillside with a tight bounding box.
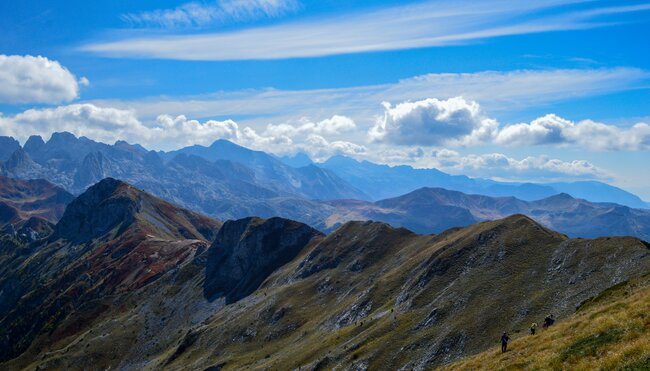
[2,195,648,370]
[0,176,73,223]
[444,273,650,370]
[0,178,221,362]
[0,176,74,243]
[324,187,650,240]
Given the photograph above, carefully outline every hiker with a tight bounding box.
[543,314,555,329]
[530,322,537,335]
[501,332,510,353]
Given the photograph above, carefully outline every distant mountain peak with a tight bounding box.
[23,135,45,154]
[48,131,78,144]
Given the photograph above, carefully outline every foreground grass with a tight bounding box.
[444,276,650,371]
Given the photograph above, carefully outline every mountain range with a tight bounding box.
[0,179,648,369]
[324,187,650,240]
[2,133,650,242]
[315,154,649,208]
[1,133,647,219]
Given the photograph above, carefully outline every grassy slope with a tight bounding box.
[444,274,650,371]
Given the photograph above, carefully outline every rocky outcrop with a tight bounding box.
[54,178,138,242]
[204,217,323,303]
[73,151,108,189]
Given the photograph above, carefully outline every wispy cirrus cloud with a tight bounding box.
[91,67,650,123]
[83,0,650,60]
[121,0,300,29]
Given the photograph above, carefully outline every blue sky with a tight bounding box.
[1,0,649,198]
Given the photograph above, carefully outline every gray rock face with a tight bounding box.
[54,178,138,243]
[204,217,323,303]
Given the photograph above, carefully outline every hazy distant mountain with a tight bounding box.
[1,182,648,369]
[277,151,314,168]
[324,187,650,240]
[164,140,368,201]
[0,133,358,225]
[0,137,20,162]
[318,154,648,208]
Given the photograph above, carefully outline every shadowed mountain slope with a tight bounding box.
[2,208,648,370]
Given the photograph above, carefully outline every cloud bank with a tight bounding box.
[371,97,650,151]
[0,98,627,182]
[0,55,87,104]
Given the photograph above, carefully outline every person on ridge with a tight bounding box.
[501,332,510,353]
[530,322,537,335]
[543,314,555,329]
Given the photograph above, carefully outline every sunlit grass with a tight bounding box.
[443,277,650,371]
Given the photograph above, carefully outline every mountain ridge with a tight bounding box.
[0,181,648,369]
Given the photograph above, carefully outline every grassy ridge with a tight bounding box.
[444,275,650,370]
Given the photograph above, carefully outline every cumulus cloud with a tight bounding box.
[495,114,650,150]
[301,135,367,162]
[369,97,650,151]
[265,115,356,137]
[369,97,497,146]
[384,148,609,181]
[0,55,87,104]
[122,0,299,29]
[448,153,610,181]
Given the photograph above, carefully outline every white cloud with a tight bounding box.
[0,104,149,145]
[122,0,299,29]
[83,1,650,61]
[369,97,497,146]
[448,153,610,181]
[384,149,609,181]
[366,97,650,151]
[0,55,87,104]
[0,102,619,183]
[301,135,367,162]
[495,114,650,150]
[0,104,362,158]
[265,115,356,137]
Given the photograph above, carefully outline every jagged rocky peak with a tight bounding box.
[204,216,323,303]
[3,148,37,172]
[0,136,21,161]
[74,151,108,188]
[53,178,140,242]
[23,135,45,154]
[47,131,79,146]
